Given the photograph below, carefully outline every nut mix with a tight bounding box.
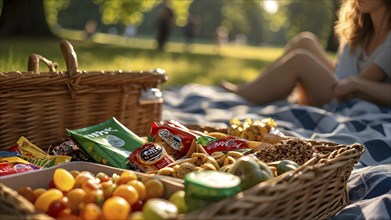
[253,138,315,165]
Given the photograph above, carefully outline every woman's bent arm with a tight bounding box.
[334,76,391,107]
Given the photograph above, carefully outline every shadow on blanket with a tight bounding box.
[162,83,391,220]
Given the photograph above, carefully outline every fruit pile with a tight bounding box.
[16,168,184,220]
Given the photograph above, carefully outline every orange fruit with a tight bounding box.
[102,196,130,220]
[121,170,137,180]
[113,184,139,206]
[144,178,164,200]
[33,188,47,199]
[116,170,137,185]
[80,203,102,220]
[34,189,63,213]
[67,188,86,214]
[127,180,147,201]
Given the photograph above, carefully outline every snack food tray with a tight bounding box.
[0,161,183,199]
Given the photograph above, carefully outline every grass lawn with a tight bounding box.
[0,31,284,88]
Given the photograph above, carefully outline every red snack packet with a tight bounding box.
[150,121,198,160]
[203,138,249,155]
[129,142,175,173]
[0,161,40,176]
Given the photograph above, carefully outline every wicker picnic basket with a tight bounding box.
[0,40,167,148]
[180,126,365,220]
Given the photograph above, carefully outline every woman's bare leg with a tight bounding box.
[221,32,335,105]
[284,32,335,70]
[225,49,337,106]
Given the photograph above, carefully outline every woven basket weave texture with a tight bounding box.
[0,40,167,148]
[181,140,363,219]
[180,126,364,220]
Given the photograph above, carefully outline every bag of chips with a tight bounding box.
[47,138,93,162]
[150,121,198,160]
[67,117,145,169]
[129,142,175,173]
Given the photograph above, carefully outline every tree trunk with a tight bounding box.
[326,0,340,52]
[0,0,55,37]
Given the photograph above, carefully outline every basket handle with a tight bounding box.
[60,40,79,77]
[27,54,58,73]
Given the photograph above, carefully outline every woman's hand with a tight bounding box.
[333,76,391,107]
[333,76,359,102]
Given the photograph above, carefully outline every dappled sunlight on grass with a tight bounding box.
[0,31,286,87]
[219,44,283,63]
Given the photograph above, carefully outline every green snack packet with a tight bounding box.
[67,117,145,169]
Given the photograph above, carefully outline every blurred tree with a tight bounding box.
[0,0,66,37]
[261,1,289,44]
[0,0,340,49]
[0,0,191,37]
[93,0,192,27]
[325,0,341,52]
[221,0,265,45]
[57,0,101,31]
[165,0,265,45]
[285,0,333,46]
[183,0,224,40]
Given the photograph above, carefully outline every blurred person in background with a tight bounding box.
[156,0,175,51]
[183,14,201,52]
[84,19,97,40]
[221,0,391,107]
[215,25,229,50]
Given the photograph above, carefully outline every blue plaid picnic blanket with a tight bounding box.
[162,83,391,220]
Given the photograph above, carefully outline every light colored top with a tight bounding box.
[335,31,391,83]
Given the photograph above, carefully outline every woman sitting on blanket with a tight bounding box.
[221,0,391,107]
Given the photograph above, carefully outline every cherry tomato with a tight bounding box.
[112,184,139,206]
[57,208,81,220]
[67,188,86,214]
[102,196,130,220]
[80,203,102,220]
[131,199,144,212]
[47,197,69,218]
[33,188,47,200]
[53,168,75,191]
[81,179,100,192]
[144,178,164,200]
[74,172,95,188]
[127,180,146,201]
[83,189,104,206]
[34,189,63,213]
[96,172,111,182]
[48,179,56,189]
[69,170,80,178]
[103,183,117,199]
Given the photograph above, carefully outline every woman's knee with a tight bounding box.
[296,32,319,42]
[287,32,321,51]
[286,48,316,64]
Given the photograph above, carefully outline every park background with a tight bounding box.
[0,0,339,87]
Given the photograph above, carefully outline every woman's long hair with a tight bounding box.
[335,0,391,51]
